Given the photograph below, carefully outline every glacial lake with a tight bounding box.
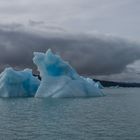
[0,88,140,140]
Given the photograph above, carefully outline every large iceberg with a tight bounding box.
[33,49,104,98]
[0,68,40,97]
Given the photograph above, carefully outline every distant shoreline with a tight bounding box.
[93,79,140,87]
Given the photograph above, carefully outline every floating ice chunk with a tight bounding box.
[0,67,40,97]
[95,81,104,89]
[33,49,104,98]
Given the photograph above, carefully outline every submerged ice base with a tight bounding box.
[0,68,40,97]
[33,49,104,98]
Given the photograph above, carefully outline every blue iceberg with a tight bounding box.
[0,67,40,97]
[0,49,104,98]
[33,49,104,98]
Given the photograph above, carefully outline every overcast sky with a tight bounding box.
[0,0,140,82]
[0,0,140,40]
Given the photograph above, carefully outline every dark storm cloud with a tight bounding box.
[0,25,140,75]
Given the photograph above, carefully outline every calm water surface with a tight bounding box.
[0,88,140,140]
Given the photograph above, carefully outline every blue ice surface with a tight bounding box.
[0,67,40,97]
[33,49,104,98]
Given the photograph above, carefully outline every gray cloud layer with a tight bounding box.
[0,24,140,76]
[0,0,140,40]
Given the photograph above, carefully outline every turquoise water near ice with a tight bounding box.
[0,88,140,140]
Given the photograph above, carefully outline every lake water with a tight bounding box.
[0,88,140,140]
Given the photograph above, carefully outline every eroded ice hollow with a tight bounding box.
[0,68,40,97]
[33,49,104,98]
